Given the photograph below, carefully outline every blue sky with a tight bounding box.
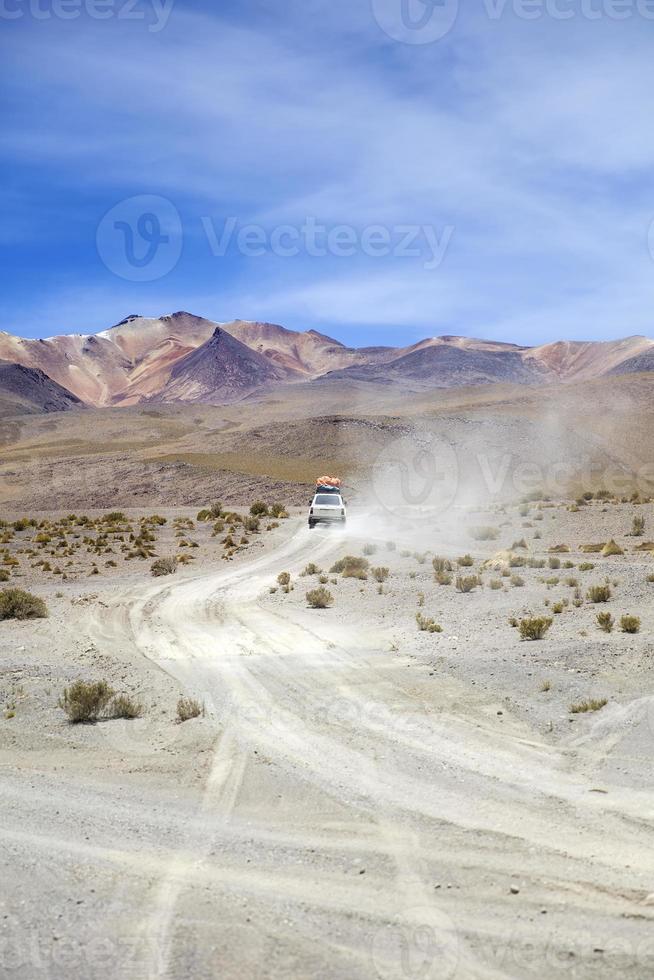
[1,0,654,346]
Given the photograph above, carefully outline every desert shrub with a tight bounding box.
[105,511,126,523]
[570,698,607,714]
[59,680,114,723]
[330,555,369,575]
[528,558,546,569]
[620,615,641,634]
[601,539,624,557]
[196,509,212,521]
[177,697,203,722]
[509,555,526,568]
[489,578,502,590]
[631,515,645,537]
[551,601,564,614]
[13,518,34,532]
[647,573,654,584]
[0,570,9,582]
[435,571,452,586]
[579,562,595,572]
[344,567,367,580]
[151,556,177,577]
[277,571,291,587]
[510,575,524,588]
[511,537,528,550]
[416,612,442,633]
[548,557,561,569]
[301,562,321,577]
[250,501,269,517]
[549,544,570,554]
[363,543,377,556]
[587,584,611,603]
[457,554,474,567]
[372,567,389,583]
[432,556,452,573]
[269,502,287,518]
[455,575,480,593]
[565,577,579,587]
[540,680,552,692]
[244,516,260,533]
[519,617,552,640]
[306,586,334,609]
[597,612,614,633]
[318,574,329,585]
[413,552,427,565]
[0,588,47,620]
[111,694,143,719]
[469,526,499,541]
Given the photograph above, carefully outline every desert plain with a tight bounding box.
[1,371,654,980]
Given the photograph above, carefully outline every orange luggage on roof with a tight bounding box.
[316,476,341,488]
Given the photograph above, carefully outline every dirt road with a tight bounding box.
[3,517,654,979]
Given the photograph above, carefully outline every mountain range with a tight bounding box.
[1,311,653,412]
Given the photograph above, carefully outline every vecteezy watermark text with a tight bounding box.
[95,195,455,280]
[202,216,454,271]
[0,0,174,32]
[484,0,654,18]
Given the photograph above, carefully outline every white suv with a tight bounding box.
[308,491,347,528]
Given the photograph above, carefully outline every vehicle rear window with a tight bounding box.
[314,495,341,505]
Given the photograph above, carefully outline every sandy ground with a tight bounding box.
[2,496,654,979]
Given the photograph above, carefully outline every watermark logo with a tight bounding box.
[96,194,182,282]
[372,432,460,525]
[371,905,459,980]
[371,0,460,43]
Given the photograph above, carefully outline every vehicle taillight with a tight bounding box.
[341,508,345,515]
[310,507,314,514]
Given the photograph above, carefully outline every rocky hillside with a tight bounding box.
[0,361,83,415]
[0,312,652,410]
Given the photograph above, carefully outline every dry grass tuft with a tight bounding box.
[620,615,641,634]
[306,586,334,609]
[570,698,607,714]
[151,556,177,577]
[177,697,204,722]
[0,588,47,620]
[416,612,442,633]
[519,617,552,640]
